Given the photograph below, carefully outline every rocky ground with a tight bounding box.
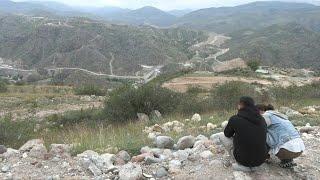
[1,113,319,180]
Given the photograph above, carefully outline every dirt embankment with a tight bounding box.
[162,76,272,92]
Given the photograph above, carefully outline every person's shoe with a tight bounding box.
[232,163,252,172]
[279,159,297,168]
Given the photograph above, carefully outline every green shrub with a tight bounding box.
[186,86,207,94]
[209,81,260,110]
[47,108,104,127]
[247,60,260,71]
[271,82,320,104]
[0,115,37,148]
[74,85,106,96]
[104,84,182,122]
[0,79,7,93]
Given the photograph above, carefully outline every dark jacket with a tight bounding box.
[224,106,268,167]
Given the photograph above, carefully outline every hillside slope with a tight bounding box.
[219,23,320,69]
[0,15,206,75]
[176,2,320,33]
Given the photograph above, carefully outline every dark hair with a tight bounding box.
[256,104,275,111]
[239,96,255,107]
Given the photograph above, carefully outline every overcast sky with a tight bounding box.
[14,0,320,10]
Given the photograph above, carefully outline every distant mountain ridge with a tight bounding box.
[0,14,206,75]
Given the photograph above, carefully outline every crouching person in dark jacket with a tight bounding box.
[220,96,268,171]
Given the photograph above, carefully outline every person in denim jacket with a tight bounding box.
[257,104,305,168]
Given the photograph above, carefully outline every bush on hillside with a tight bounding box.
[271,82,320,104]
[47,108,104,127]
[247,60,260,71]
[74,85,106,96]
[0,115,37,148]
[209,81,259,110]
[0,79,8,93]
[104,84,182,122]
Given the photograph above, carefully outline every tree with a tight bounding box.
[247,60,261,71]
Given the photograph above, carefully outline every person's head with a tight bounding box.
[238,96,255,110]
[256,104,275,114]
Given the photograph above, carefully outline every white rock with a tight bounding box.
[221,121,228,129]
[119,163,143,180]
[155,167,168,178]
[169,160,182,171]
[210,133,222,145]
[191,113,201,122]
[177,136,195,150]
[196,135,208,141]
[140,146,152,154]
[233,171,252,180]
[49,144,72,158]
[173,149,191,161]
[29,144,48,159]
[279,107,302,117]
[137,113,149,122]
[2,148,19,159]
[116,150,131,163]
[148,132,157,140]
[200,150,214,159]
[155,136,174,149]
[19,139,44,152]
[88,164,102,176]
[1,165,10,173]
[207,123,217,131]
[22,152,28,158]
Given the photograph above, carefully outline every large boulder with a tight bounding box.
[155,167,168,178]
[200,150,214,159]
[279,107,302,117]
[207,123,217,131]
[0,145,7,154]
[137,113,149,122]
[177,136,195,150]
[119,163,143,180]
[300,123,316,133]
[221,121,228,129]
[2,148,19,159]
[19,139,44,152]
[191,114,201,122]
[115,150,131,165]
[77,150,116,174]
[29,144,48,159]
[131,153,153,163]
[49,144,72,158]
[155,136,174,149]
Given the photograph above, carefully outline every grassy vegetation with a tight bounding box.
[74,85,106,96]
[0,80,319,156]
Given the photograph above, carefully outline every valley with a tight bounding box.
[0,1,320,180]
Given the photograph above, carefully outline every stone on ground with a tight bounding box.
[200,150,214,159]
[191,113,201,122]
[155,136,174,149]
[29,144,48,159]
[177,136,195,150]
[119,163,143,180]
[137,113,149,122]
[0,145,7,154]
[155,167,168,178]
[19,139,44,152]
[49,144,72,158]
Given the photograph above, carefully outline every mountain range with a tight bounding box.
[1,0,320,72]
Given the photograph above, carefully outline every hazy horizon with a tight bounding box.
[12,0,320,11]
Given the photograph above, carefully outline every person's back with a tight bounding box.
[256,104,305,168]
[224,97,268,167]
[264,110,300,149]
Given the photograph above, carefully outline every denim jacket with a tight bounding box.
[263,111,300,149]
